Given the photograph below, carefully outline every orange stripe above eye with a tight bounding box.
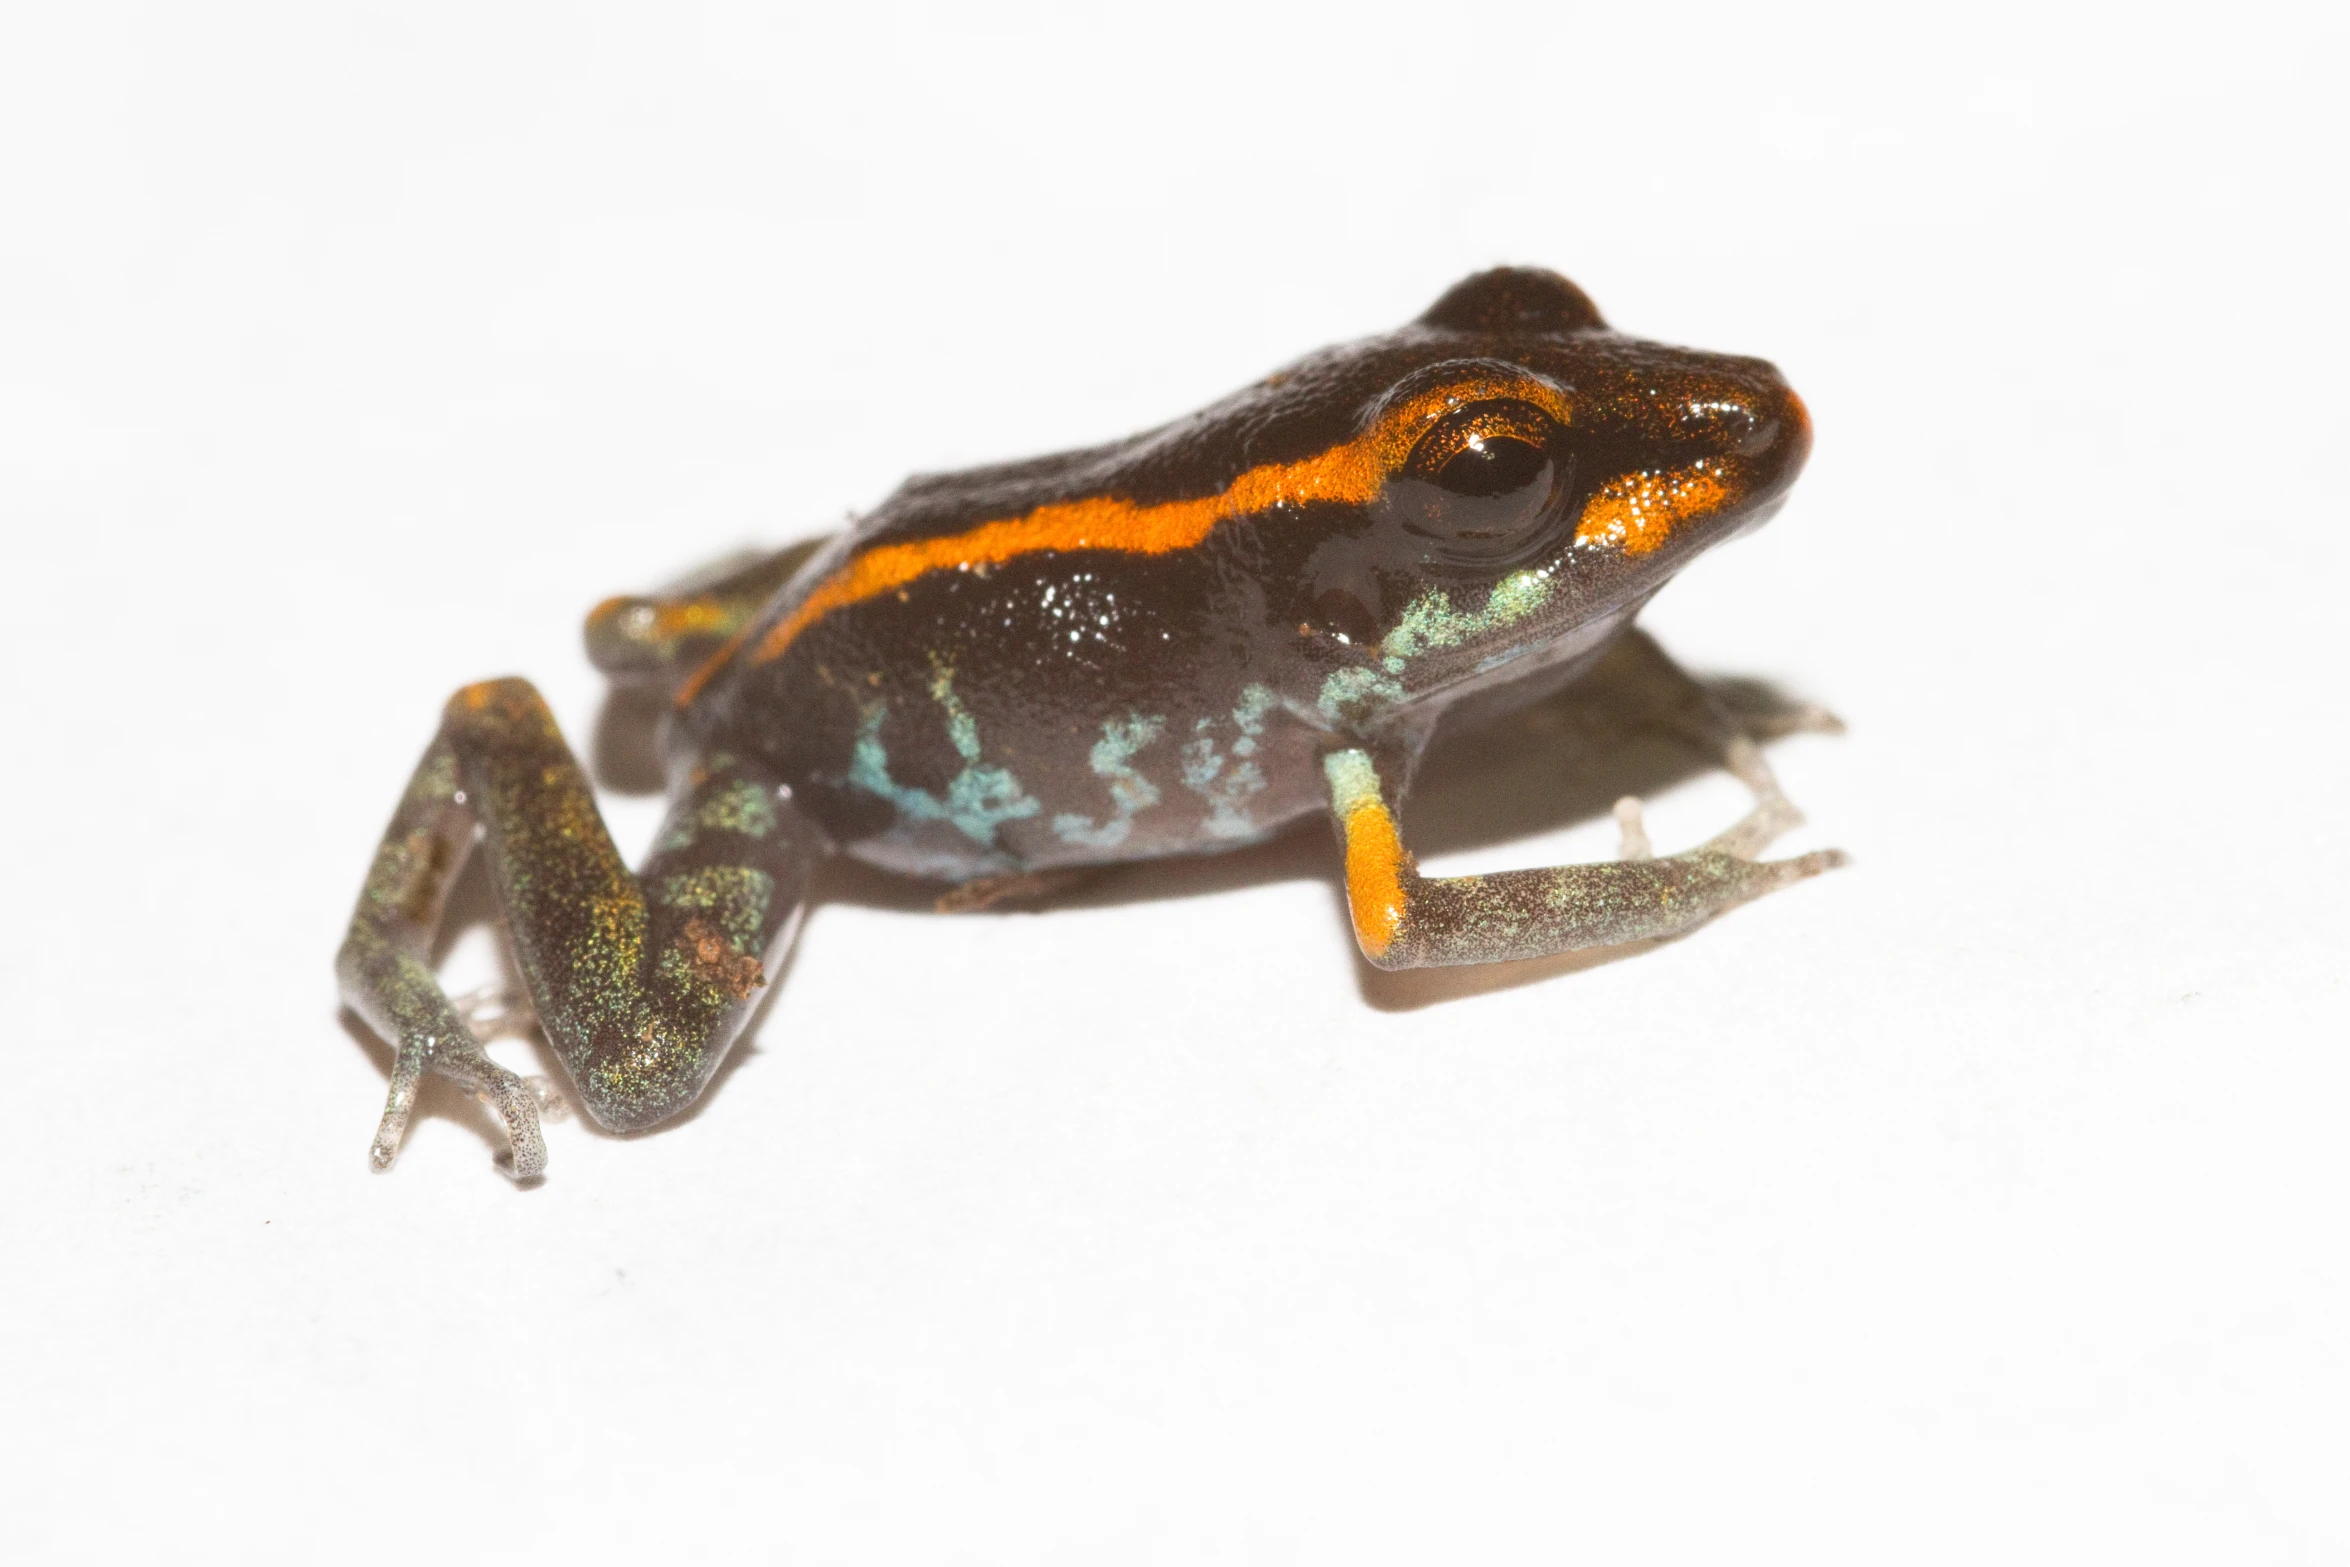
[740,371,1574,671]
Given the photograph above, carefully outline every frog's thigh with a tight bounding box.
[1321,747,1843,971]
[337,677,828,1176]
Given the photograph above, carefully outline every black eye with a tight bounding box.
[1435,434,1549,504]
[1389,399,1567,554]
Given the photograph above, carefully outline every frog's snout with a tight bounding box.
[1572,364,1812,559]
[1706,376,1811,544]
[1686,367,1810,509]
[1745,381,1811,499]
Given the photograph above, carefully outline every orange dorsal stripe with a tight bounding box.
[746,446,1386,670]
[738,372,1577,674]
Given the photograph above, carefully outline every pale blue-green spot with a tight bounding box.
[1318,572,1555,725]
[1176,683,1277,840]
[1052,712,1166,849]
[1230,682,1275,759]
[1323,748,1384,816]
[847,668,1042,847]
[1316,666,1407,725]
[1379,569,1555,664]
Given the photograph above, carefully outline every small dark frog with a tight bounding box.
[340,267,1844,1178]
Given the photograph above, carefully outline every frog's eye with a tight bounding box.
[1390,399,1567,554]
[1431,429,1548,503]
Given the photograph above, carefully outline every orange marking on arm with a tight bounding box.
[747,372,1574,669]
[1572,466,1730,555]
[1342,796,1412,961]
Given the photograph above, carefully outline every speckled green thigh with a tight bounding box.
[337,678,826,1176]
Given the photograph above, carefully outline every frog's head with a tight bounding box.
[1295,267,1810,717]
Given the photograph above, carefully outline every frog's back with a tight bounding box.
[674,409,1350,881]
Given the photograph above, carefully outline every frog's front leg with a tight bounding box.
[1580,627,1842,829]
[337,678,827,1176]
[1323,746,1843,970]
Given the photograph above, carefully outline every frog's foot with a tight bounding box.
[449,984,572,1122]
[1617,786,1836,881]
[1737,700,1845,741]
[1701,667,1847,742]
[359,978,556,1174]
[1613,795,1654,861]
[1614,772,1838,869]
[1701,790,1844,874]
[370,1033,550,1181]
[450,981,536,1039]
[1594,631,1842,808]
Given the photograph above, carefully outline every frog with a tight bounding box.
[338,266,1845,1179]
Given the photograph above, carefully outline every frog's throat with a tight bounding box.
[1314,568,1559,726]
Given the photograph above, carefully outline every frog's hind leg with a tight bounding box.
[337,678,829,1177]
[584,535,832,692]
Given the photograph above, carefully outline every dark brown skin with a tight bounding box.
[343,268,1844,1179]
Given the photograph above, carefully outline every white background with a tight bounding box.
[4,2,2346,1561]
